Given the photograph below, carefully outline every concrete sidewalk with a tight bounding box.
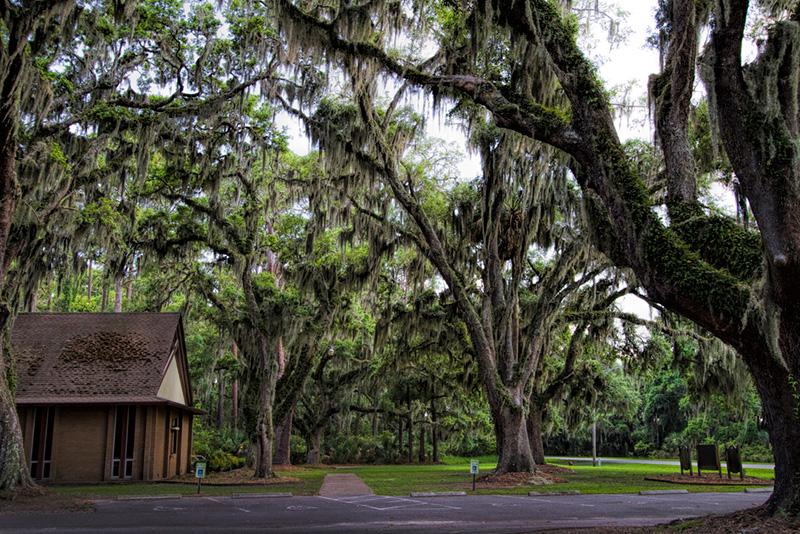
[319,473,373,496]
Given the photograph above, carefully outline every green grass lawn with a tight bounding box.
[45,458,774,499]
[334,455,775,496]
[50,466,331,498]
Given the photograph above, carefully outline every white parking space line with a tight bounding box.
[337,496,388,503]
[318,495,461,511]
[204,495,249,513]
[507,495,558,504]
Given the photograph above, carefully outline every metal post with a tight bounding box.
[592,421,597,467]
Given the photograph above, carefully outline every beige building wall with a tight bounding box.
[179,415,191,475]
[52,407,108,482]
[19,403,194,483]
[150,406,167,480]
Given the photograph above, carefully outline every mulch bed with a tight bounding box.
[163,467,300,486]
[468,466,571,489]
[0,490,93,515]
[645,473,773,486]
[537,464,576,476]
[542,508,800,533]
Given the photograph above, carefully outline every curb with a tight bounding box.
[231,492,293,499]
[528,490,581,496]
[639,490,689,495]
[410,491,467,497]
[744,487,773,493]
[117,494,182,501]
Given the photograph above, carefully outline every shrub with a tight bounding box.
[442,431,495,457]
[209,450,246,471]
[325,432,396,464]
[290,434,306,464]
[633,440,653,457]
[740,443,773,463]
[192,420,247,471]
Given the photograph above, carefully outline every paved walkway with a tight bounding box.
[319,473,373,496]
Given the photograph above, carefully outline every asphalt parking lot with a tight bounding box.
[0,491,769,533]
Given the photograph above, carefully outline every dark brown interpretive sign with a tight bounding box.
[725,446,745,480]
[679,446,693,476]
[696,444,722,477]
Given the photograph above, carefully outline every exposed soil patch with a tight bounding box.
[538,463,576,476]
[164,467,299,486]
[645,474,773,486]
[0,491,93,515]
[470,469,567,489]
[542,508,800,533]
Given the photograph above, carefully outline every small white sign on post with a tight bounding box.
[470,460,479,491]
[195,461,207,494]
[470,460,479,475]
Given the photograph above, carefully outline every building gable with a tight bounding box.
[156,352,188,405]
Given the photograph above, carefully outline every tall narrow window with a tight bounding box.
[112,406,136,479]
[29,407,54,480]
[170,415,181,455]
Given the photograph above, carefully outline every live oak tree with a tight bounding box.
[267,0,800,513]
[283,81,626,472]
[0,0,281,491]
[140,84,295,477]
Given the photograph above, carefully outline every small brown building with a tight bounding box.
[13,313,200,483]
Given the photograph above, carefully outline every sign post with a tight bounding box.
[470,460,479,492]
[195,461,207,494]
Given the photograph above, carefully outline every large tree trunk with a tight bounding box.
[86,259,93,300]
[0,376,31,492]
[254,394,275,479]
[306,426,324,465]
[746,333,800,514]
[396,415,403,459]
[26,285,37,313]
[232,378,239,432]
[527,407,546,465]
[101,279,109,311]
[216,371,224,430]
[418,425,426,463]
[0,49,28,491]
[431,395,439,463]
[253,362,279,479]
[272,409,293,465]
[494,405,535,473]
[406,387,413,464]
[113,274,123,312]
[0,310,33,492]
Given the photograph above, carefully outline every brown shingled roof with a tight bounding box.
[12,313,183,405]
